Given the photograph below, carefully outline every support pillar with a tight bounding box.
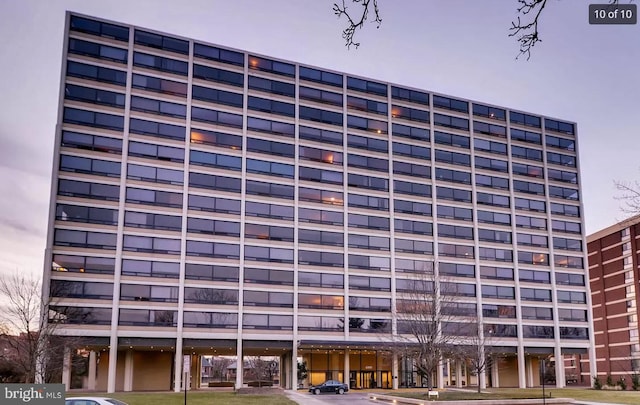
[235,339,243,389]
[106,343,118,393]
[526,357,534,387]
[173,339,183,392]
[517,348,526,388]
[123,350,133,392]
[491,356,500,388]
[61,346,72,391]
[291,343,298,390]
[437,359,444,389]
[555,348,565,388]
[343,349,350,387]
[88,351,97,390]
[456,361,463,387]
[392,353,398,390]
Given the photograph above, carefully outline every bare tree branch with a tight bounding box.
[333,0,382,49]
[615,177,640,215]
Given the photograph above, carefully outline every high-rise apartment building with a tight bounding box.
[587,215,640,384]
[44,12,595,392]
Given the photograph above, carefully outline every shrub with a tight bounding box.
[631,373,640,391]
[593,376,602,390]
[618,377,627,391]
[606,375,613,387]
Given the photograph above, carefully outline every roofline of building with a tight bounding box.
[587,214,640,242]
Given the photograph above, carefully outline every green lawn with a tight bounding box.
[391,387,640,405]
[66,391,297,405]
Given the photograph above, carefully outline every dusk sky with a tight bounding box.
[0,0,638,278]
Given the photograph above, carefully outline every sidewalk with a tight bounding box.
[285,389,329,404]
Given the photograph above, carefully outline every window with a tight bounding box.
[125,211,181,231]
[483,304,516,319]
[437,186,471,203]
[300,66,343,87]
[348,154,388,172]
[518,251,549,265]
[547,168,577,184]
[391,104,429,122]
[299,229,342,246]
[438,243,474,258]
[300,125,343,145]
[553,237,582,252]
[184,287,238,304]
[392,123,430,141]
[185,264,239,282]
[515,197,546,212]
[60,155,120,177]
[244,291,293,308]
[395,258,433,274]
[67,61,127,85]
[348,96,388,115]
[183,312,238,329]
[129,141,183,162]
[510,111,541,128]
[481,285,515,299]
[349,275,391,291]
[119,309,177,327]
[134,30,188,54]
[475,156,508,173]
[245,268,294,286]
[546,135,575,151]
[551,219,581,234]
[49,306,112,325]
[394,180,431,197]
[522,307,553,320]
[248,96,295,117]
[194,43,244,66]
[50,280,112,300]
[520,288,551,302]
[476,174,509,190]
[477,192,509,208]
[436,168,471,184]
[68,38,128,63]
[130,118,185,140]
[349,213,389,230]
[391,86,429,104]
[248,55,294,76]
[558,309,587,322]
[438,205,472,221]
[349,134,388,152]
[516,215,547,230]
[439,262,475,277]
[192,106,243,127]
[480,266,513,280]
[512,163,544,178]
[559,327,588,340]
[132,73,188,95]
[247,201,294,221]
[550,203,580,217]
[394,219,433,235]
[349,193,388,210]
[298,294,344,310]
[189,173,242,192]
[347,77,387,95]
[249,76,295,97]
[123,235,181,255]
[517,233,548,247]
[300,187,343,205]
[189,195,241,214]
[246,158,294,178]
[475,138,507,154]
[348,173,388,191]
[246,180,294,199]
[435,131,470,148]
[396,200,432,216]
[248,138,294,157]
[186,241,240,259]
[121,259,180,278]
[474,121,506,137]
[511,145,543,161]
[192,85,243,107]
[347,115,387,134]
[519,269,550,284]
[299,271,344,287]
[479,247,513,262]
[62,131,122,154]
[126,187,182,208]
[54,229,116,250]
[299,207,342,225]
[188,218,241,236]
[433,95,468,113]
[477,210,510,225]
[473,103,506,120]
[247,117,295,137]
[513,180,545,195]
[478,229,512,244]
[58,179,119,201]
[52,254,115,274]
[349,234,390,250]
[127,163,183,184]
[299,250,344,267]
[545,119,575,135]
[63,108,123,131]
[434,113,469,130]
[547,151,576,167]
[435,149,470,166]
[557,290,586,304]
[299,146,342,165]
[300,106,343,126]
[133,52,188,75]
[193,64,244,86]
[549,185,579,200]
[120,284,179,302]
[394,239,433,254]
[244,246,293,263]
[438,224,473,240]
[554,255,583,269]
[511,128,541,144]
[70,15,129,41]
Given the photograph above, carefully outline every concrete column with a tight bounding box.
[555,348,565,388]
[517,349,526,388]
[479,365,486,390]
[123,350,133,392]
[173,339,183,392]
[526,357,534,387]
[491,356,500,388]
[88,351,97,390]
[456,361,463,387]
[437,359,444,389]
[392,353,399,390]
[343,349,350,387]
[235,339,243,389]
[106,344,118,393]
[291,343,298,390]
[61,346,72,391]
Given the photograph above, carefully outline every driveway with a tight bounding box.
[286,390,372,405]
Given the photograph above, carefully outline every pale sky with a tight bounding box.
[0,0,638,278]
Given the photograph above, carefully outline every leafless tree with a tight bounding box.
[615,177,640,215]
[245,356,278,387]
[0,272,84,383]
[333,0,381,49]
[210,357,233,382]
[390,262,474,391]
[452,321,495,393]
[334,0,623,59]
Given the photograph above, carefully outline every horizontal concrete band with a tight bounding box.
[368,394,575,405]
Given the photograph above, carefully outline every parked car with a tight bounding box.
[309,379,349,395]
[65,397,128,405]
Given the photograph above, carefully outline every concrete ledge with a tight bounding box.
[368,393,575,405]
